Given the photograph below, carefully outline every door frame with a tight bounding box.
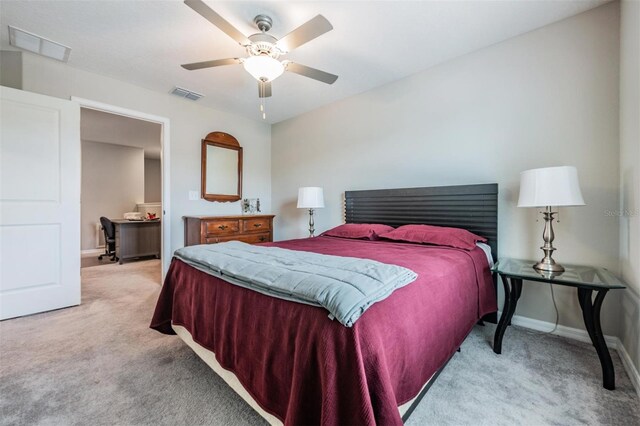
[71,97,171,277]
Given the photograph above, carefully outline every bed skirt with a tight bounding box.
[172,324,432,425]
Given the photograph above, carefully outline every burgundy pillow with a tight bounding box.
[378,224,486,250]
[321,223,395,240]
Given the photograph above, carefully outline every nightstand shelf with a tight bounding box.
[493,258,626,390]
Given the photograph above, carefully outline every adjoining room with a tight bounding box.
[79,108,162,277]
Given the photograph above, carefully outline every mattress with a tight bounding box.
[151,236,496,425]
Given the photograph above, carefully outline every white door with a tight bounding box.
[0,86,81,320]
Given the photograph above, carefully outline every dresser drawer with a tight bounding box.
[243,217,271,233]
[217,232,271,244]
[205,219,240,236]
[184,215,274,247]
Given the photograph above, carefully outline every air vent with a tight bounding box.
[9,26,71,62]
[170,86,204,101]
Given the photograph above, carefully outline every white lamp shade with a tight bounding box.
[297,187,324,209]
[243,55,284,82]
[518,166,585,208]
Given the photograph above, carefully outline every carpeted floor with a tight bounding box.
[80,255,157,268]
[81,255,117,268]
[1,260,638,425]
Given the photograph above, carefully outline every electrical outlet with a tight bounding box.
[188,190,199,201]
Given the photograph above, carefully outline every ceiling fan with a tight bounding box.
[181,0,338,102]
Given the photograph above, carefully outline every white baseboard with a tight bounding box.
[503,312,640,397]
[616,337,640,399]
[618,287,640,398]
[503,312,618,348]
[81,248,104,256]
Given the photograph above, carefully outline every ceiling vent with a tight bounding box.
[170,86,204,101]
[9,26,71,62]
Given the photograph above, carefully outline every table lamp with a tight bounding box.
[297,187,324,237]
[517,166,585,272]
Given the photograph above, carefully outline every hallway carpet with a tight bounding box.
[1,260,638,425]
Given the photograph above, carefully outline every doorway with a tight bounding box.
[73,98,171,278]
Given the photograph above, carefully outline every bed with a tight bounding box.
[151,183,499,425]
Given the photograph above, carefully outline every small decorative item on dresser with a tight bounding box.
[242,198,261,214]
[297,187,324,237]
[517,166,585,272]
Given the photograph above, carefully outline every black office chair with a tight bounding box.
[98,217,118,262]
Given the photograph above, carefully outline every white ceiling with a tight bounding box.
[1,0,609,124]
[81,108,162,159]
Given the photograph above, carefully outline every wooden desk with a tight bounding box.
[112,219,161,264]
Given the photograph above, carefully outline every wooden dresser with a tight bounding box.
[184,215,275,246]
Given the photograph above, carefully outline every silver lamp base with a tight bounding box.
[533,206,565,273]
[533,258,565,273]
[307,208,316,238]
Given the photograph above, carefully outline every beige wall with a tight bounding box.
[619,0,640,373]
[17,53,271,266]
[272,4,621,334]
[81,141,144,251]
[144,158,161,203]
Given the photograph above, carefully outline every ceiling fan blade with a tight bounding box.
[181,58,242,70]
[275,15,333,52]
[285,62,338,84]
[258,81,272,98]
[184,0,251,46]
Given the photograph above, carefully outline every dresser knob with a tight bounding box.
[218,225,228,230]
[254,223,262,228]
[259,236,266,242]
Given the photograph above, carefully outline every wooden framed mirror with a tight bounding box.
[201,132,243,202]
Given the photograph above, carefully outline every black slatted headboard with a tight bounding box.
[344,183,499,261]
[345,184,499,324]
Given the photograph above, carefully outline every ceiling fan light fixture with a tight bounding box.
[243,55,284,82]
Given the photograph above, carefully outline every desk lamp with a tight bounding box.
[297,187,324,237]
[518,166,585,272]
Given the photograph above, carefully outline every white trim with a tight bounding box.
[618,287,640,398]
[502,312,618,348]
[81,248,104,256]
[504,313,640,396]
[71,97,171,278]
[616,337,640,399]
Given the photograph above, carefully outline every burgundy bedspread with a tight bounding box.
[151,237,496,425]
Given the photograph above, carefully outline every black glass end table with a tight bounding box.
[493,258,626,390]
